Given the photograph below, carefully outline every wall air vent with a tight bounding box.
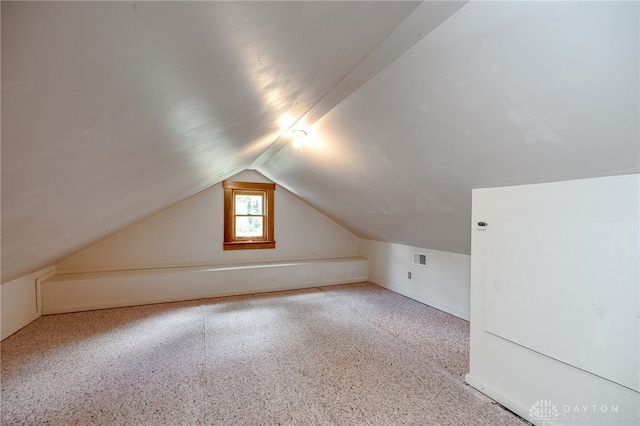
[413,253,427,266]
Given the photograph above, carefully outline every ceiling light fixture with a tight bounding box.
[291,129,308,149]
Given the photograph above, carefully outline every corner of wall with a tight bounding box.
[1,266,56,341]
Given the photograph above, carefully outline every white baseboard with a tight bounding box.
[373,281,470,321]
[1,311,41,341]
[465,374,540,425]
[415,295,469,321]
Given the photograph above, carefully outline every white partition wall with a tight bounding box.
[466,174,639,426]
[360,239,470,320]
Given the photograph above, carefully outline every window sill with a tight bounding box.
[223,241,276,251]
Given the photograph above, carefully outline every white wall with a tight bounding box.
[42,258,369,314]
[359,239,470,320]
[1,266,54,340]
[466,174,639,426]
[57,170,360,272]
[41,170,365,314]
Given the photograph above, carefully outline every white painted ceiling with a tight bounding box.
[258,1,640,253]
[2,1,638,283]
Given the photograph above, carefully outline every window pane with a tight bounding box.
[235,216,263,237]
[235,195,263,215]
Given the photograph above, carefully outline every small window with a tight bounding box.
[223,181,275,250]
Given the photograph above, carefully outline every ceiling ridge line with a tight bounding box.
[250,0,468,170]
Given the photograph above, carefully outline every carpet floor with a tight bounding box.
[1,282,525,425]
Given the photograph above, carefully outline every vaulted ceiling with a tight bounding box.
[2,1,638,283]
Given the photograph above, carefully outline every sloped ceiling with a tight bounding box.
[2,1,638,283]
[258,1,639,254]
[2,0,452,283]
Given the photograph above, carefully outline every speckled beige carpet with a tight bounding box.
[1,282,525,425]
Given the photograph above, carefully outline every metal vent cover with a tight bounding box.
[413,253,427,266]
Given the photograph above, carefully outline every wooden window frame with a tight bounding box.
[223,181,275,250]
